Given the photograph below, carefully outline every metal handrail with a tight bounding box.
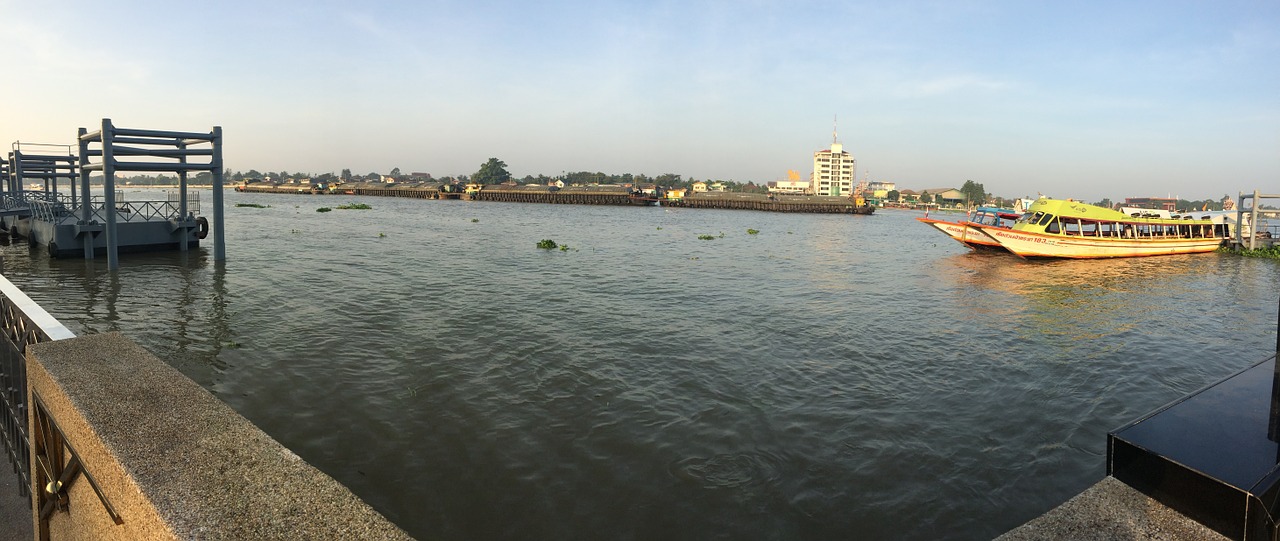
[28,194,196,224]
[0,275,74,500]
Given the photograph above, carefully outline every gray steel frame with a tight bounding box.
[78,118,225,269]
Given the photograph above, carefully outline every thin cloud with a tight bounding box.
[901,75,1012,98]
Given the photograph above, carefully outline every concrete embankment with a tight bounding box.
[19,332,412,540]
[997,477,1227,540]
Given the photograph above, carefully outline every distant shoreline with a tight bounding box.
[112,185,231,189]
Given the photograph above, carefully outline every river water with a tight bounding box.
[2,189,1277,540]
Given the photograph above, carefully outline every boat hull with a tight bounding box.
[916,217,1004,250]
[978,225,1224,258]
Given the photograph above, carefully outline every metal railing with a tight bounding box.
[28,193,197,224]
[0,275,74,501]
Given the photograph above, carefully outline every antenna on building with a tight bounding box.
[832,114,838,144]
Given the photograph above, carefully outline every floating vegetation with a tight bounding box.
[378,232,386,238]
[224,341,242,349]
[235,203,269,208]
[747,229,759,235]
[316,207,332,213]
[657,226,663,230]
[698,235,716,240]
[1222,245,1280,259]
[537,239,558,249]
[336,202,373,210]
[471,218,480,223]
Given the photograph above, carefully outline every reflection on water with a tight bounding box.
[943,253,1215,343]
[0,195,1277,540]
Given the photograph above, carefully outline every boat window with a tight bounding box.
[1045,219,1061,234]
[1018,212,1044,225]
[1037,213,1055,226]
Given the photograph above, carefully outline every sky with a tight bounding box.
[1,0,1277,202]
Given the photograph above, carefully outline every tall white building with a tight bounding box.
[812,140,855,197]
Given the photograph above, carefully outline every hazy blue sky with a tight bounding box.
[2,0,1276,202]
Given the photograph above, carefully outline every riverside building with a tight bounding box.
[812,137,856,197]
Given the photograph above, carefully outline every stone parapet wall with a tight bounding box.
[26,332,412,540]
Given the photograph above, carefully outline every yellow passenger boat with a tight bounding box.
[963,198,1228,259]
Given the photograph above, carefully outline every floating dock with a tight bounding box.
[2,119,225,269]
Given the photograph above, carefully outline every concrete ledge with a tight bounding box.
[996,477,1229,541]
[27,332,412,540]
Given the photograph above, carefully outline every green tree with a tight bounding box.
[887,189,900,202]
[960,180,985,206]
[473,158,511,185]
[390,167,402,178]
[921,191,934,204]
[655,173,682,186]
[341,168,352,180]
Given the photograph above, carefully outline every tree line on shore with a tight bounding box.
[107,159,1247,212]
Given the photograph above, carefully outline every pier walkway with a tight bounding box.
[1,477,31,541]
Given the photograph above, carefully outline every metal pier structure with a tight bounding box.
[1,142,79,238]
[2,119,226,270]
[1233,191,1280,251]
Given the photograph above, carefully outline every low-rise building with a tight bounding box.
[1123,197,1178,211]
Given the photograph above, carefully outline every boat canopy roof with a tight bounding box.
[973,207,1022,219]
[1026,198,1214,224]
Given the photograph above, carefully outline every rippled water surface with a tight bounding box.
[2,189,1277,540]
